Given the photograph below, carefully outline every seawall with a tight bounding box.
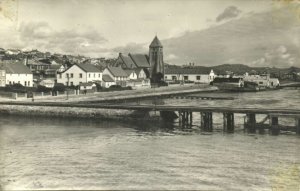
[0,104,154,121]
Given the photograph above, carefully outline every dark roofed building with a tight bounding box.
[0,61,33,87]
[76,63,102,73]
[129,54,150,68]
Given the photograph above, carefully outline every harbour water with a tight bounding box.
[0,89,300,190]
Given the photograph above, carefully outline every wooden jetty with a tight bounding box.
[1,101,300,135]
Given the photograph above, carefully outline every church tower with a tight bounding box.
[149,36,164,82]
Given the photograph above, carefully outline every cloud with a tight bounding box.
[216,6,242,22]
[250,45,296,67]
[17,21,108,57]
[112,42,147,54]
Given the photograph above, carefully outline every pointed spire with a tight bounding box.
[149,35,163,48]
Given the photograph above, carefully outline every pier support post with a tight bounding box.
[189,112,193,127]
[223,112,234,132]
[245,113,256,133]
[270,116,280,135]
[201,112,213,132]
[296,118,300,135]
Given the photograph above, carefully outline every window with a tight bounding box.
[259,82,263,84]
[184,76,189,80]
[196,76,201,80]
[172,76,177,80]
[59,74,62,79]
[98,74,100,78]
[70,73,74,78]
[25,81,27,86]
[28,81,30,86]
[66,73,69,78]
[66,82,69,86]
[94,73,95,78]
[165,76,168,79]
[70,82,73,86]
[89,74,91,78]
[79,73,82,78]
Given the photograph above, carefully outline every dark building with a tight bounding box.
[149,36,164,83]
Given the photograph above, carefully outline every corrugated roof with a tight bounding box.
[107,67,128,77]
[165,68,212,75]
[76,63,102,73]
[0,61,32,74]
[129,54,150,68]
[120,54,136,68]
[102,74,115,82]
[149,36,163,48]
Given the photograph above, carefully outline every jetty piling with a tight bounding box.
[201,112,213,132]
[245,113,256,133]
[270,115,280,135]
[223,112,234,132]
[296,118,300,135]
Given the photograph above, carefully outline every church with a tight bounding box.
[114,36,165,83]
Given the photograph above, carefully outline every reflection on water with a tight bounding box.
[1,115,300,190]
[1,90,300,190]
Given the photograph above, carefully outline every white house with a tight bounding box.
[0,61,33,87]
[243,73,279,88]
[57,63,102,86]
[103,67,128,87]
[101,74,116,88]
[135,68,148,79]
[39,79,55,88]
[164,68,216,84]
[124,69,138,80]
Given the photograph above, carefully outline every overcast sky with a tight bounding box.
[0,0,273,57]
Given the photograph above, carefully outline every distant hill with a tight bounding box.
[162,4,300,68]
[166,63,300,76]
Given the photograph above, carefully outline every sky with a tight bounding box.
[0,0,274,58]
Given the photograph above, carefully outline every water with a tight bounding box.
[0,89,300,190]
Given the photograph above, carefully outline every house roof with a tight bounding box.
[107,67,128,77]
[102,74,115,82]
[76,63,102,73]
[213,77,242,83]
[129,54,150,68]
[149,36,163,48]
[0,61,32,74]
[120,54,136,68]
[124,69,135,76]
[165,68,212,75]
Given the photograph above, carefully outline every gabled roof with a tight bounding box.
[102,74,115,82]
[129,54,150,68]
[124,69,135,76]
[149,36,163,48]
[120,54,136,68]
[165,68,212,75]
[76,63,102,73]
[0,61,32,74]
[106,67,128,77]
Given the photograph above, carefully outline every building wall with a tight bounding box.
[57,65,87,86]
[87,72,102,82]
[101,81,116,88]
[6,73,33,87]
[165,73,215,83]
[0,70,5,87]
[137,70,147,79]
[128,72,137,80]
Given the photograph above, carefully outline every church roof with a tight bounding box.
[149,36,163,48]
[129,54,150,68]
[120,54,136,68]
